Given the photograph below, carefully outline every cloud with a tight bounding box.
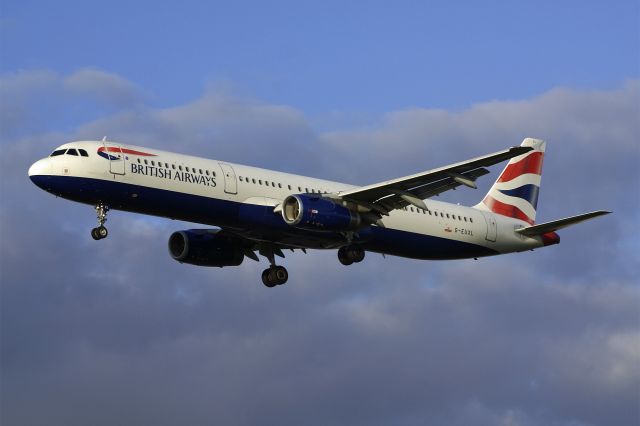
[63,68,144,107]
[1,70,638,426]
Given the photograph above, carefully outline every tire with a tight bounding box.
[91,228,101,240]
[97,226,108,239]
[262,269,277,288]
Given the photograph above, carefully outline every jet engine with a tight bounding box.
[168,230,244,267]
[281,194,360,232]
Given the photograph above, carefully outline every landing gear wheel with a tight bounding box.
[338,245,365,265]
[91,226,108,240]
[92,202,110,241]
[97,226,108,239]
[261,266,288,287]
[338,247,354,265]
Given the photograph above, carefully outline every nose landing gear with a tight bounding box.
[91,203,110,240]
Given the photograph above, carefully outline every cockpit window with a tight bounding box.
[67,149,78,156]
[50,149,66,157]
[78,149,88,157]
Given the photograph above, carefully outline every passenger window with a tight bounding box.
[137,158,141,164]
[278,183,282,188]
[178,165,182,171]
[298,187,302,192]
[67,149,78,156]
[272,182,276,187]
[288,185,291,190]
[151,161,155,166]
[144,159,149,165]
[470,218,473,223]
[79,149,88,157]
[50,149,66,157]
[206,170,210,176]
[172,164,176,170]
[199,169,203,174]
[212,171,216,177]
[259,180,263,185]
[239,176,243,182]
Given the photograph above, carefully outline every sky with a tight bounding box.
[1,1,639,426]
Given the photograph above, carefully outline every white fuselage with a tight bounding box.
[28,141,548,259]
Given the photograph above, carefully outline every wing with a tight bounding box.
[335,146,532,214]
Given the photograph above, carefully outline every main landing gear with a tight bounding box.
[338,245,365,265]
[91,202,109,240]
[261,265,289,288]
[259,244,289,288]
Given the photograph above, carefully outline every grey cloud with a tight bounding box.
[63,68,144,108]
[1,71,639,426]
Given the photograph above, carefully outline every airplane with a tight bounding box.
[28,137,610,287]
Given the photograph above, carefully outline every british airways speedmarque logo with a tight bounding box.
[97,146,157,161]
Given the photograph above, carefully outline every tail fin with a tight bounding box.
[475,138,545,225]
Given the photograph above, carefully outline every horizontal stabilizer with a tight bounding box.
[515,210,611,236]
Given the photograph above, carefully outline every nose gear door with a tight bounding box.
[219,162,237,194]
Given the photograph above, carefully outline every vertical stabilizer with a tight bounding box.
[475,138,545,224]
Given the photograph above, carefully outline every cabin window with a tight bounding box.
[144,159,149,165]
[470,218,473,223]
[79,149,88,157]
[199,169,203,174]
[137,158,141,164]
[172,164,176,170]
[259,180,263,185]
[288,185,292,190]
[212,171,216,177]
[151,161,155,166]
[298,186,302,192]
[239,176,243,181]
[206,170,210,176]
[178,165,182,171]
[464,217,467,222]
[278,183,282,188]
[305,188,309,193]
[50,149,66,157]
[67,149,78,156]
[252,178,256,184]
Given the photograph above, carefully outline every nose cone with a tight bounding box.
[28,158,51,177]
[28,158,52,190]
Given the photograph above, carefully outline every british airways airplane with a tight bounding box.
[28,138,609,287]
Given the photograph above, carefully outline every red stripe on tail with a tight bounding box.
[483,195,534,224]
[497,151,543,183]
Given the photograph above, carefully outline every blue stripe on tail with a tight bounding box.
[498,184,540,209]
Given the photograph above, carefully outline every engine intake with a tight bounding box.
[281,194,360,232]
[168,230,244,267]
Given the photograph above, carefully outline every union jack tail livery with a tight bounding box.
[477,138,545,225]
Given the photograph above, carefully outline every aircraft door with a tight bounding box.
[103,142,126,175]
[481,211,497,242]
[219,162,237,194]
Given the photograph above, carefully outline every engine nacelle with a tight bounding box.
[168,230,244,267]
[281,194,360,231]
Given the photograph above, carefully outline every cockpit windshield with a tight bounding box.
[50,148,89,157]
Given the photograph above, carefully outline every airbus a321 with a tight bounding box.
[28,138,609,287]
